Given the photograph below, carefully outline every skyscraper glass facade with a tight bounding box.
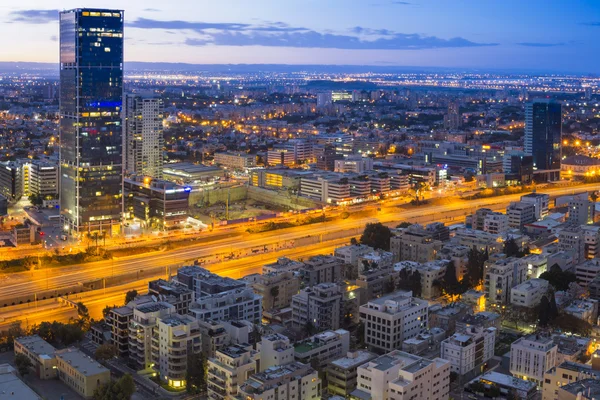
[524,100,562,171]
[59,9,124,234]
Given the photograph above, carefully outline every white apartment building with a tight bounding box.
[510,278,549,308]
[128,302,176,371]
[245,271,300,312]
[294,329,350,368]
[256,334,295,372]
[558,227,586,266]
[352,350,450,400]
[188,287,262,324]
[291,283,342,331]
[334,156,374,173]
[567,192,595,225]
[155,314,201,389]
[521,192,550,220]
[583,225,600,259]
[207,344,258,400]
[542,361,600,400]
[483,212,509,234]
[510,334,558,387]
[300,173,350,204]
[124,94,164,179]
[327,350,378,397]
[522,254,548,279]
[394,260,447,300]
[576,258,600,287]
[335,244,375,267]
[262,257,305,274]
[390,224,443,263]
[359,290,428,353]
[237,362,321,400]
[507,201,536,230]
[484,257,528,305]
[213,152,256,171]
[441,326,496,376]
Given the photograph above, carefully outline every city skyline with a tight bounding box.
[1,0,600,73]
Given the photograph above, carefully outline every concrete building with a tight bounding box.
[351,350,450,400]
[468,371,536,400]
[148,279,194,315]
[56,348,111,399]
[359,291,428,353]
[521,192,550,220]
[334,244,375,267]
[390,224,443,263]
[0,364,42,400]
[300,255,343,286]
[256,334,294,372]
[214,152,256,171]
[262,257,305,274]
[334,157,374,173]
[207,344,258,400]
[440,326,496,376]
[522,254,548,279]
[300,173,350,204]
[563,299,598,325]
[558,227,586,266]
[395,260,447,300]
[267,149,296,167]
[155,314,201,389]
[483,212,509,234]
[294,329,350,368]
[510,334,558,387]
[237,362,321,400]
[484,257,528,305]
[246,271,300,312]
[14,335,57,379]
[188,286,262,324]
[326,351,377,397]
[128,301,176,370]
[357,263,395,301]
[542,361,600,400]
[510,278,550,308]
[291,283,343,331]
[198,320,230,359]
[124,94,164,179]
[27,160,59,198]
[429,303,470,336]
[0,161,23,202]
[576,259,600,288]
[568,192,595,225]
[507,201,536,230]
[583,225,600,259]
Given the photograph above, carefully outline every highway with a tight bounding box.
[0,183,594,303]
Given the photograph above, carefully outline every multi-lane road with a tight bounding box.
[0,183,594,304]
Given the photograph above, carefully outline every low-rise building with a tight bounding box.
[467,371,537,400]
[207,344,258,400]
[557,378,600,400]
[510,278,549,308]
[291,283,343,331]
[294,329,350,368]
[563,299,599,325]
[14,335,57,379]
[351,350,450,400]
[575,258,600,288]
[441,326,496,376]
[0,364,42,400]
[300,255,343,286]
[237,362,321,400]
[148,279,194,315]
[359,290,428,353]
[213,152,256,171]
[256,333,294,372]
[262,257,305,274]
[429,302,470,335]
[543,361,600,400]
[245,271,300,312]
[334,244,375,267]
[484,257,528,305]
[326,351,377,397]
[189,287,262,324]
[390,224,443,263]
[56,348,111,399]
[483,212,509,234]
[507,201,536,230]
[510,334,558,387]
[521,192,550,220]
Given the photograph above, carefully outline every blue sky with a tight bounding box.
[2,0,600,72]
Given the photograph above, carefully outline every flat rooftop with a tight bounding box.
[15,335,56,358]
[56,349,109,377]
[330,351,376,370]
[478,371,536,391]
[0,366,41,400]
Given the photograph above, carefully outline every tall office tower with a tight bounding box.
[524,99,562,171]
[59,9,124,235]
[443,101,461,130]
[124,94,164,179]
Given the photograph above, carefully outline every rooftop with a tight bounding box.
[559,378,600,397]
[55,348,109,377]
[15,335,56,359]
[477,371,536,391]
[0,365,41,400]
[330,351,376,370]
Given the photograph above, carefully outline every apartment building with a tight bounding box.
[188,287,262,324]
[175,266,246,297]
[327,351,377,397]
[390,224,443,263]
[483,212,509,234]
[294,329,350,368]
[567,192,595,225]
[558,227,586,266]
[237,362,321,400]
[510,278,550,308]
[521,192,550,220]
[440,326,496,376]
[395,260,447,299]
[507,201,536,230]
[128,302,176,370]
[262,257,305,274]
[334,156,374,173]
[300,255,343,286]
[510,334,558,387]
[542,361,600,400]
[56,348,111,399]
[300,173,350,204]
[522,254,548,279]
[583,225,600,259]
[359,290,428,353]
[352,350,450,400]
[256,334,295,372]
[429,303,470,335]
[198,320,230,359]
[207,344,258,399]
[335,244,375,267]
[467,371,536,400]
[246,271,300,312]
[213,152,256,171]
[484,257,527,305]
[291,283,342,331]
[14,335,57,379]
[148,279,194,315]
[155,314,201,389]
[575,258,600,288]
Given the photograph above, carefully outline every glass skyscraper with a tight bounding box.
[59,9,124,235]
[524,99,562,171]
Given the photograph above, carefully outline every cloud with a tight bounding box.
[392,1,412,4]
[128,18,250,32]
[581,22,600,26]
[143,8,161,12]
[517,42,566,47]
[8,9,59,24]
[185,31,497,50]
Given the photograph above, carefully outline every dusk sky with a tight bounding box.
[2,0,600,73]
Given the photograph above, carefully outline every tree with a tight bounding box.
[540,264,577,291]
[186,353,207,394]
[503,237,521,258]
[350,237,358,245]
[465,247,487,287]
[539,295,551,327]
[305,320,316,336]
[384,276,396,294]
[270,286,280,310]
[591,191,598,203]
[94,374,136,400]
[124,290,138,304]
[396,268,422,297]
[552,313,593,336]
[14,353,32,376]
[95,344,117,361]
[360,223,392,251]
[438,261,466,302]
[396,222,412,229]
[77,302,89,320]
[103,305,116,319]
